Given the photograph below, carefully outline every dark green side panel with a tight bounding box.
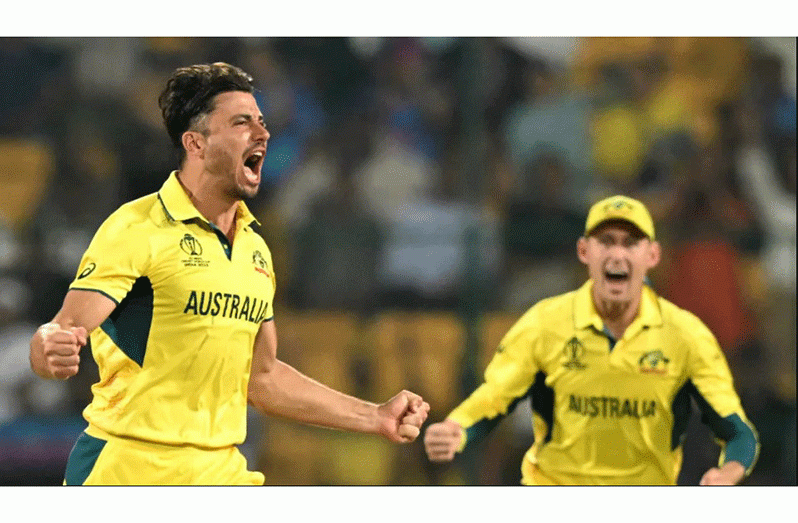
[64,432,107,485]
[100,276,154,366]
[671,381,693,451]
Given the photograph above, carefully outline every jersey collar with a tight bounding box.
[573,280,663,335]
[157,170,261,228]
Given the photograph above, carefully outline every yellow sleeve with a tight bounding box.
[685,314,760,474]
[687,317,747,418]
[448,306,541,450]
[68,208,151,304]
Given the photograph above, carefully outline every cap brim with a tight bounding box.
[586,218,651,238]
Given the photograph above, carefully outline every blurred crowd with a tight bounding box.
[0,37,795,485]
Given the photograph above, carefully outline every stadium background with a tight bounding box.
[0,36,794,486]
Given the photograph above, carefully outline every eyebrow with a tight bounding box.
[231,113,265,124]
[595,231,644,242]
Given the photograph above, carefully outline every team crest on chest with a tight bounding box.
[253,250,270,277]
[638,350,670,374]
[563,337,587,370]
[180,233,209,268]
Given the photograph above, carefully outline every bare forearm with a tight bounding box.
[248,360,380,434]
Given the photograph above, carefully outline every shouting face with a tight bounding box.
[187,90,269,200]
[577,220,660,316]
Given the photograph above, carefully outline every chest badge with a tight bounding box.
[639,350,669,374]
[180,233,209,267]
[180,233,203,256]
[253,250,270,277]
[563,337,587,370]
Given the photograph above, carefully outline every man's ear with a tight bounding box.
[576,237,589,265]
[181,130,205,159]
[647,240,662,270]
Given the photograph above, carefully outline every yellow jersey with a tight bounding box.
[448,281,759,485]
[69,171,276,449]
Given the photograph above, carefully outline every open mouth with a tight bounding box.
[604,268,630,283]
[243,150,264,183]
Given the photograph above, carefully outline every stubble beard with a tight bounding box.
[598,297,630,322]
[226,179,259,201]
[593,277,632,322]
[206,149,258,202]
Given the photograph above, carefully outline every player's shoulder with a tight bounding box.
[653,292,715,340]
[532,288,580,318]
[95,193,161,236]
[513,289,578,331]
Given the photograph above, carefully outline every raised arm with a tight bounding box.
[30,289,117,380]
[247,319,429,443]
[425,308,540,463]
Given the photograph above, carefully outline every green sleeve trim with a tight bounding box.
[689,385,760,473]
[717,414,760,474]
[462,415,505,450]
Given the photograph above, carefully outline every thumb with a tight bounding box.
[71,326,88,346]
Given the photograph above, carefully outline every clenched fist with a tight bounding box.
[424,419,463,462]
[36,323,88,380]
[378,390,430,443]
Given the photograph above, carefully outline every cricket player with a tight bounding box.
[30,62,429,485]
[424,195,758,485]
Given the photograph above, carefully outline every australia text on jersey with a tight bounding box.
[183,290,269,324]
[568,394,657,419]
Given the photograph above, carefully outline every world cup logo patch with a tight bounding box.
[180,234,203,256]
[179,233,208,267]
[563,337,587,369]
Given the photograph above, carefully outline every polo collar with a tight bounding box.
[157,170,261,228]
[158,171,203,222]
[573,280,663,335]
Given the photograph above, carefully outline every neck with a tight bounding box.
[593,293,641,340]
[176,168,239,239]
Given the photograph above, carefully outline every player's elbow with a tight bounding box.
[246,370,274,412]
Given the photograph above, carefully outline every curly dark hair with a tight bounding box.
[158,62,254,164]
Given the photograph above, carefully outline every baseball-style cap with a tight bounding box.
[584,195,655,239]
